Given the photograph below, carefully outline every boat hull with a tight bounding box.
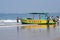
[21,19,56,25]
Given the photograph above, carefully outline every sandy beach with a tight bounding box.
[0,22,60,40]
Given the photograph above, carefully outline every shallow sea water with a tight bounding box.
[0,23,60,40]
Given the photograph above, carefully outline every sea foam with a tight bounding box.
[0,20,21,22]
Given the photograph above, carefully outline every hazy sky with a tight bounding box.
[0,0,60,13]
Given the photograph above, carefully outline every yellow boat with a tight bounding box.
[20,13,55,24]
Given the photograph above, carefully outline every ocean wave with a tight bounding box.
[0,20,21,22]
[0,18,60,23]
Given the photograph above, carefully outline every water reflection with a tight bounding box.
[17,26,20,40]
[17,26,20,32]
[16,24,59,40]
[20,24,56,30]
[0,24,59,40]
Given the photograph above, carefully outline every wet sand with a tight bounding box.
[0,23,60,40]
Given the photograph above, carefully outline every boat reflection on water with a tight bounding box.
[16,24,60,40]
[20,24,56,30]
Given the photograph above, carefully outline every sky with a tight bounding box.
[0,0,60,13]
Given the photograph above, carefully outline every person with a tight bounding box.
[47,16,50,29]
[56,16,59,25]
[51,16,56,25]
[16,17,19,23]
[47,16,50,24]
[52,16,56,22]
[51,16,53,20]
[49,16,52,20]
[50,16,54,20]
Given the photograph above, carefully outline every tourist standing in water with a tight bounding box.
[51,16,53,20]
[17,17,20,23]
[56,16,59,25]
[47,16,50,24]
[47,16,50,29]
[51,16,56,22]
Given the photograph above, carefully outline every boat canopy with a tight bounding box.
[29,13,48,20]
[29,13,48,16]
[29,13,48,14]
